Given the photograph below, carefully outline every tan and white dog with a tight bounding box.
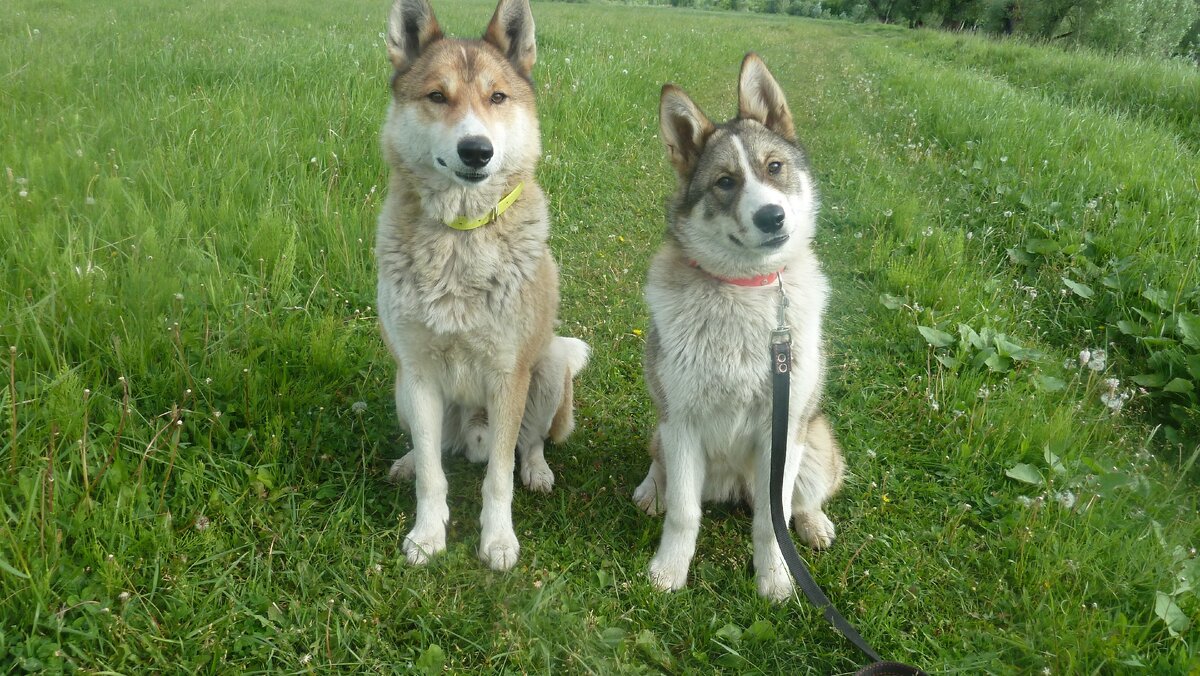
[633,54,845,601]
[377,0,588,571]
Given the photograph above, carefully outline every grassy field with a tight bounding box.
[3,0,1199,672]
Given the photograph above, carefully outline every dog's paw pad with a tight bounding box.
[794,510,837,550]
[479,532,520,571]
[388,452,416,483]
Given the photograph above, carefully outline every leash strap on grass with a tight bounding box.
[769,334,926,676]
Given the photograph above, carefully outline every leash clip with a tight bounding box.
[770,274,791,347]
[770,274,791,373]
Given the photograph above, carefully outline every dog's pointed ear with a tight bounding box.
[737,53,794,141]
[483,0,536,79]
[660,84,714,179]
[386,0,443,74]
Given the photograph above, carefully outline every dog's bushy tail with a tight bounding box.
[548,337,590,443]
[804,412,845,494]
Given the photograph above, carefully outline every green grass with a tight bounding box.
[2,0,1199,671]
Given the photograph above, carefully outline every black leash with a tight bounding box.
[768,279,925,676]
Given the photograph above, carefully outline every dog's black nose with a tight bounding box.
[457,136,493,169]
[752,204,785,233]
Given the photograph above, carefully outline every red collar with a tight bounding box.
[689,260,782,287]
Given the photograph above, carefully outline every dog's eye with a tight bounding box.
[427,91,447,104]
[767,161,783,175]
[715,176,736,190]
[490,92,508,105]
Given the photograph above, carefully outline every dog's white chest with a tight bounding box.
[649,283,777,418]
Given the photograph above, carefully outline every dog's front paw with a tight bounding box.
[632,476,662,516]
[388,451,415,482]
[756,563,795,602]
[403,525,446,565]
[520,457,555,493]
[794,510,837,550]
[647,554,689,592]
[479,528,520,571]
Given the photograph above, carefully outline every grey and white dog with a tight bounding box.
[633,54,845,601]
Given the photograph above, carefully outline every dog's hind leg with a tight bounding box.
[516,337,590,493]
[791,413,845,550]
[633,428,666,515]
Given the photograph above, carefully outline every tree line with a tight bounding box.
[663,0,1200,60]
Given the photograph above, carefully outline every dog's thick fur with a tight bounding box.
[377,0,588,571]
[633,54,845,601]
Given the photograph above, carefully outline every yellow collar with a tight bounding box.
[445,182,525,231]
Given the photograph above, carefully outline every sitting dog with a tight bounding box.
[633,54,845,600]
[377,0,589,571]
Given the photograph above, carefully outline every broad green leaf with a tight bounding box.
[1188,355,1200,380]
[984,352,1011,372]
[1131,373,1168,388]
[1155,592,1190,637]
[917,326,955,348]
[714,624,743,644]
[1163,378,1193,393]
[1116,320,1143,336]
[1140,336,1176,349]
[879,293,905,310]
[1043,448,1067,475]
[993,335,1025,358]
[935,354,961,369]
[1142,287,1171,310]
[1095,472,1131,496]
[1177,312,1200,349]
[1006,463,1043,485]
[958,323,984,349]
[1006,247,1034,265]
[1061,276,1094,299]
[415,645,445,675]
[1025,238,1061,255]
[1033,374,1066,392]
[743,620,777,643]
